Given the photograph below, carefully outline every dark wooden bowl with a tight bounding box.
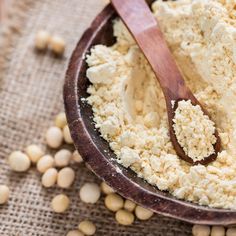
[64,2,236,225]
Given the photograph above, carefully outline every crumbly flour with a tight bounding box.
[86,0,236,209]
[173,100,216,162]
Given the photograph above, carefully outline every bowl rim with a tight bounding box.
[64,3,236,225]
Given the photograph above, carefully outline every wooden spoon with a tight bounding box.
[111,0,221,165]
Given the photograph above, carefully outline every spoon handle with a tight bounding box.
[111,0,190,101]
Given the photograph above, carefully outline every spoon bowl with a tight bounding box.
[170,98,221,165]
[64,2,236,225]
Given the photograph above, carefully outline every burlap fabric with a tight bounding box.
[0,0,192,235]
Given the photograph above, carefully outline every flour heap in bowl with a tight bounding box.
[86,0,236,209]
[173,100,216,162]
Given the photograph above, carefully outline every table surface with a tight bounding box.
[0,0,12,23]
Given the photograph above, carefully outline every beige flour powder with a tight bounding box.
[173,100,216,162]
[86,0,236,209]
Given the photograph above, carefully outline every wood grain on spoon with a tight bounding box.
[111,0,221,165]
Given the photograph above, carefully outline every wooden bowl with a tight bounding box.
[64,2,236,225]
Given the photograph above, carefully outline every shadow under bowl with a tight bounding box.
[64,2,236,225]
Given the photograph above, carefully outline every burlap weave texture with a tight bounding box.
[0,0,192,235]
